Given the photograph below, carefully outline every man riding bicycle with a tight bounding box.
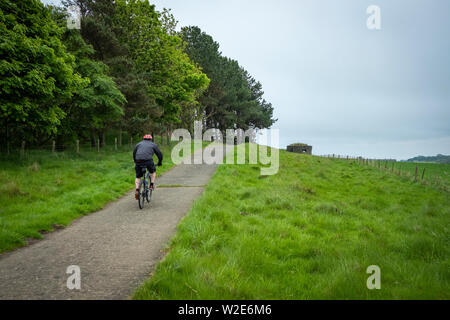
[133,134,163,200]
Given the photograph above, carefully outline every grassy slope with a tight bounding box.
[0,140,206,254]
[134,147,450,299]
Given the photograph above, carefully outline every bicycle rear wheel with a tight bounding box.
[138,181,145,209]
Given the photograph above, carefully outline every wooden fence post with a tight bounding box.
[130,136,133,147]
[115,137,117,151]
[119,129,122,147]
[421,168,426,181]
[20,141,25,158]
[52,140,55,154]
[76,140,80,153]
[414,166,418,182]
[97,138,100,153]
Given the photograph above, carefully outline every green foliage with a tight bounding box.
[0,0,83,141]
[133,148,450,299]
[115,1,209,130]
[1,0,273,149]
[62,30,125,137]
[68,0,152,135]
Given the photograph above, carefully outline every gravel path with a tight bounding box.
[0,151,217,299]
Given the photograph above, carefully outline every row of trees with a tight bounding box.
[0,0,275,152]
[180,26,276,133]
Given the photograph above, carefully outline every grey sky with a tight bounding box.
[42,0,450,159]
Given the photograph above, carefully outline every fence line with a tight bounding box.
[2,135,173,158]
[317,154,448,192]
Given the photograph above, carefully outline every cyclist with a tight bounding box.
[133,134,163,200]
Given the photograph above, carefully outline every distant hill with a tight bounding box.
[405,154,450,163]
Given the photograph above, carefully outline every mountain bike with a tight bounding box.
[138,167,153,209]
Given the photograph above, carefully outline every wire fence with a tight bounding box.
[0,134,174,158]
[318,154,449,193]
[4,139,131,156]
[3,141,449,193]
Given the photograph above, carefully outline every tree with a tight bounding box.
[50,6,125,148]
[180,26,224,129]
[64,0,169,139]
[1,0,266,153]
[115,0,209,142]
[0,0,83,150]
[61,30,126,147]
[180,26,276,133]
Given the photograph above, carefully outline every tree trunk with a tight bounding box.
[55,134,65,152]
[90,129,96,147]
[166,128,170,145]
[99,131,104,148]
[4,118,9,155]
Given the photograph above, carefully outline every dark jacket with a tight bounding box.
[133,140,163,164]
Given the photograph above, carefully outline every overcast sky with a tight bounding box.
[42,0,450,160]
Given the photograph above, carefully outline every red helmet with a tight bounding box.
[143,134,152,140]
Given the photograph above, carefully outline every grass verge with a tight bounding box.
[134,146,450,299]
[0,139,207,254]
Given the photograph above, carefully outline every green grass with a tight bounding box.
[134,146,450,300]
[0,139,207,254]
